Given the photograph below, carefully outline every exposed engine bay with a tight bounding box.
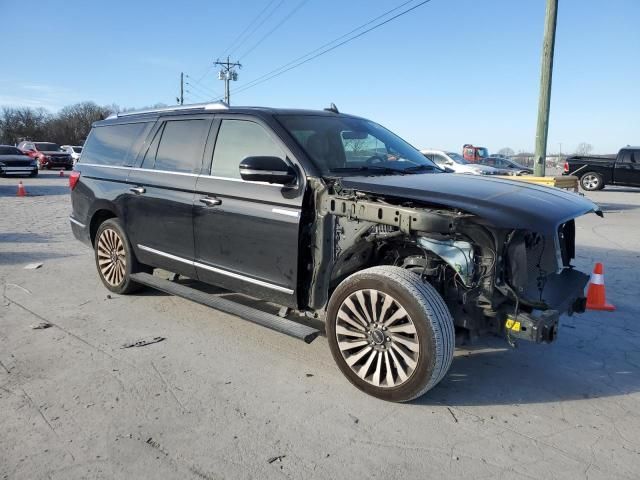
[304,179,592,346]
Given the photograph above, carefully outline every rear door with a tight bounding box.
[193,116,304,307]
[614,149,640,186]
[126,115,213,277]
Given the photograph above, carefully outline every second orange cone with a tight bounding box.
[586,262,615,311]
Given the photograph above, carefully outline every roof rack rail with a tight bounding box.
[106,101,229,119]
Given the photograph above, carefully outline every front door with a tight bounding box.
[193,117,304,307]
[615,150,640,186]
[126,116,213,277]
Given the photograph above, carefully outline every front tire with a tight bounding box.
[326,266,455,402]
[580,172,604,191]
[94,218,146,294]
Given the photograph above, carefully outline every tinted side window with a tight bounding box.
[211,120,285,179]
[82,122,149,166]
[153,119,210,173]
[619,151,632,164]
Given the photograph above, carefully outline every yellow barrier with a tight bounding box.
[496,175,579,192]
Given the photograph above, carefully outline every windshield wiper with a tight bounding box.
[328,166,406,175]
[402,164,438,173]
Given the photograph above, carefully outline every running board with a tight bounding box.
[130,272,321,344]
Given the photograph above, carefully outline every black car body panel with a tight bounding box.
[70,103,599,347]
[339,173,600,234]
[564,148,640,188]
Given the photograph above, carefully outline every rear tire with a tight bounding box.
[94,218,148,294]
[326,266,455,402]
[580,172,604,191]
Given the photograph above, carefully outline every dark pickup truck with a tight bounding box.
[564,147,640,191]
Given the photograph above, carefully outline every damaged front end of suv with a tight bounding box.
[304,174,601,347]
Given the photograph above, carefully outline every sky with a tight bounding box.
[0,0,638,154]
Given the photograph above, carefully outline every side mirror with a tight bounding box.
[239,156,296,185]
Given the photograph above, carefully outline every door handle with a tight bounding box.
[200,196,222,207]
[129,186,146,195]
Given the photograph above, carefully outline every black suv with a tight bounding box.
[70,103,601,402]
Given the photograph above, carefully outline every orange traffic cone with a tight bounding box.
[586,263,615,311]
[59,170,64,177]
[17,181,26,197]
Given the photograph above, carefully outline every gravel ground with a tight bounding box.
[1,171,639,479]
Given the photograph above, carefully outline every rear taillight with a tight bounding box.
[69,170,81,190]
[563,161,569,173]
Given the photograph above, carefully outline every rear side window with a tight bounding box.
[81,122,149,166]
[154,120,209,173]
[144,119,210,173]
[211,119,284,179]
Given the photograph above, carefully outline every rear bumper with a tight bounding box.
[70,216,92,247]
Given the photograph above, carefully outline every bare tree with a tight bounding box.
[0,106,51,145]
[574,142,593,156]
[497,147,515,157]
[46,102,112,145]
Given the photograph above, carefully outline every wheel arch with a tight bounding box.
[89,208,118,246]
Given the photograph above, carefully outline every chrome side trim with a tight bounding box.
[69,216,86,228]
[137,244,294,294]
[137,244,193,265]
[272,208,300,218]
[79,163,132,171]
[194,261,294,294]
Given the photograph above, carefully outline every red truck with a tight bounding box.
[462,144,489,163]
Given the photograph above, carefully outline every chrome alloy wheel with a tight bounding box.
[335,289,419,388]
[582,174,600,190]
[97,228,126,286]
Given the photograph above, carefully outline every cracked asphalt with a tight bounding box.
[1,171,639,479]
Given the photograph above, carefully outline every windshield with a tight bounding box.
[35,142,61,152]
[446,152,468,165]
[0,146,24,155]
[276,115,438,175]
[477,148,489,158]
[72,146,82,153]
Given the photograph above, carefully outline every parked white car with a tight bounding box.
[421,149,503,175]
[61,145,83,163]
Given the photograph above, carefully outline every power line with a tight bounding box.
[217,0,278,59]
[185,76,223,98]
[231,0,431,97]
[184,89,209,102]
[231,0,422,95]
[238,0,311,61]
[227,0,286,57]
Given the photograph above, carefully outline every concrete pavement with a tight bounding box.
[1,171,639,479]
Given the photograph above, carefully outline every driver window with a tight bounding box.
[340,132,387,164]
[212,119,285,179]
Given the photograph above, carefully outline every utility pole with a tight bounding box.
[177,72,184,105]
[533,0,558,177]
[214,56,241,105]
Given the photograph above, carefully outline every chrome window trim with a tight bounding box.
[79,163,291,186]
[69,216,86,228]
[137,244,294,294]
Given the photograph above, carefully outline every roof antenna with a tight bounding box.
[324,103,339,114]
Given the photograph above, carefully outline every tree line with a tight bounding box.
[0,101,167,147]
[0,102,115,146]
